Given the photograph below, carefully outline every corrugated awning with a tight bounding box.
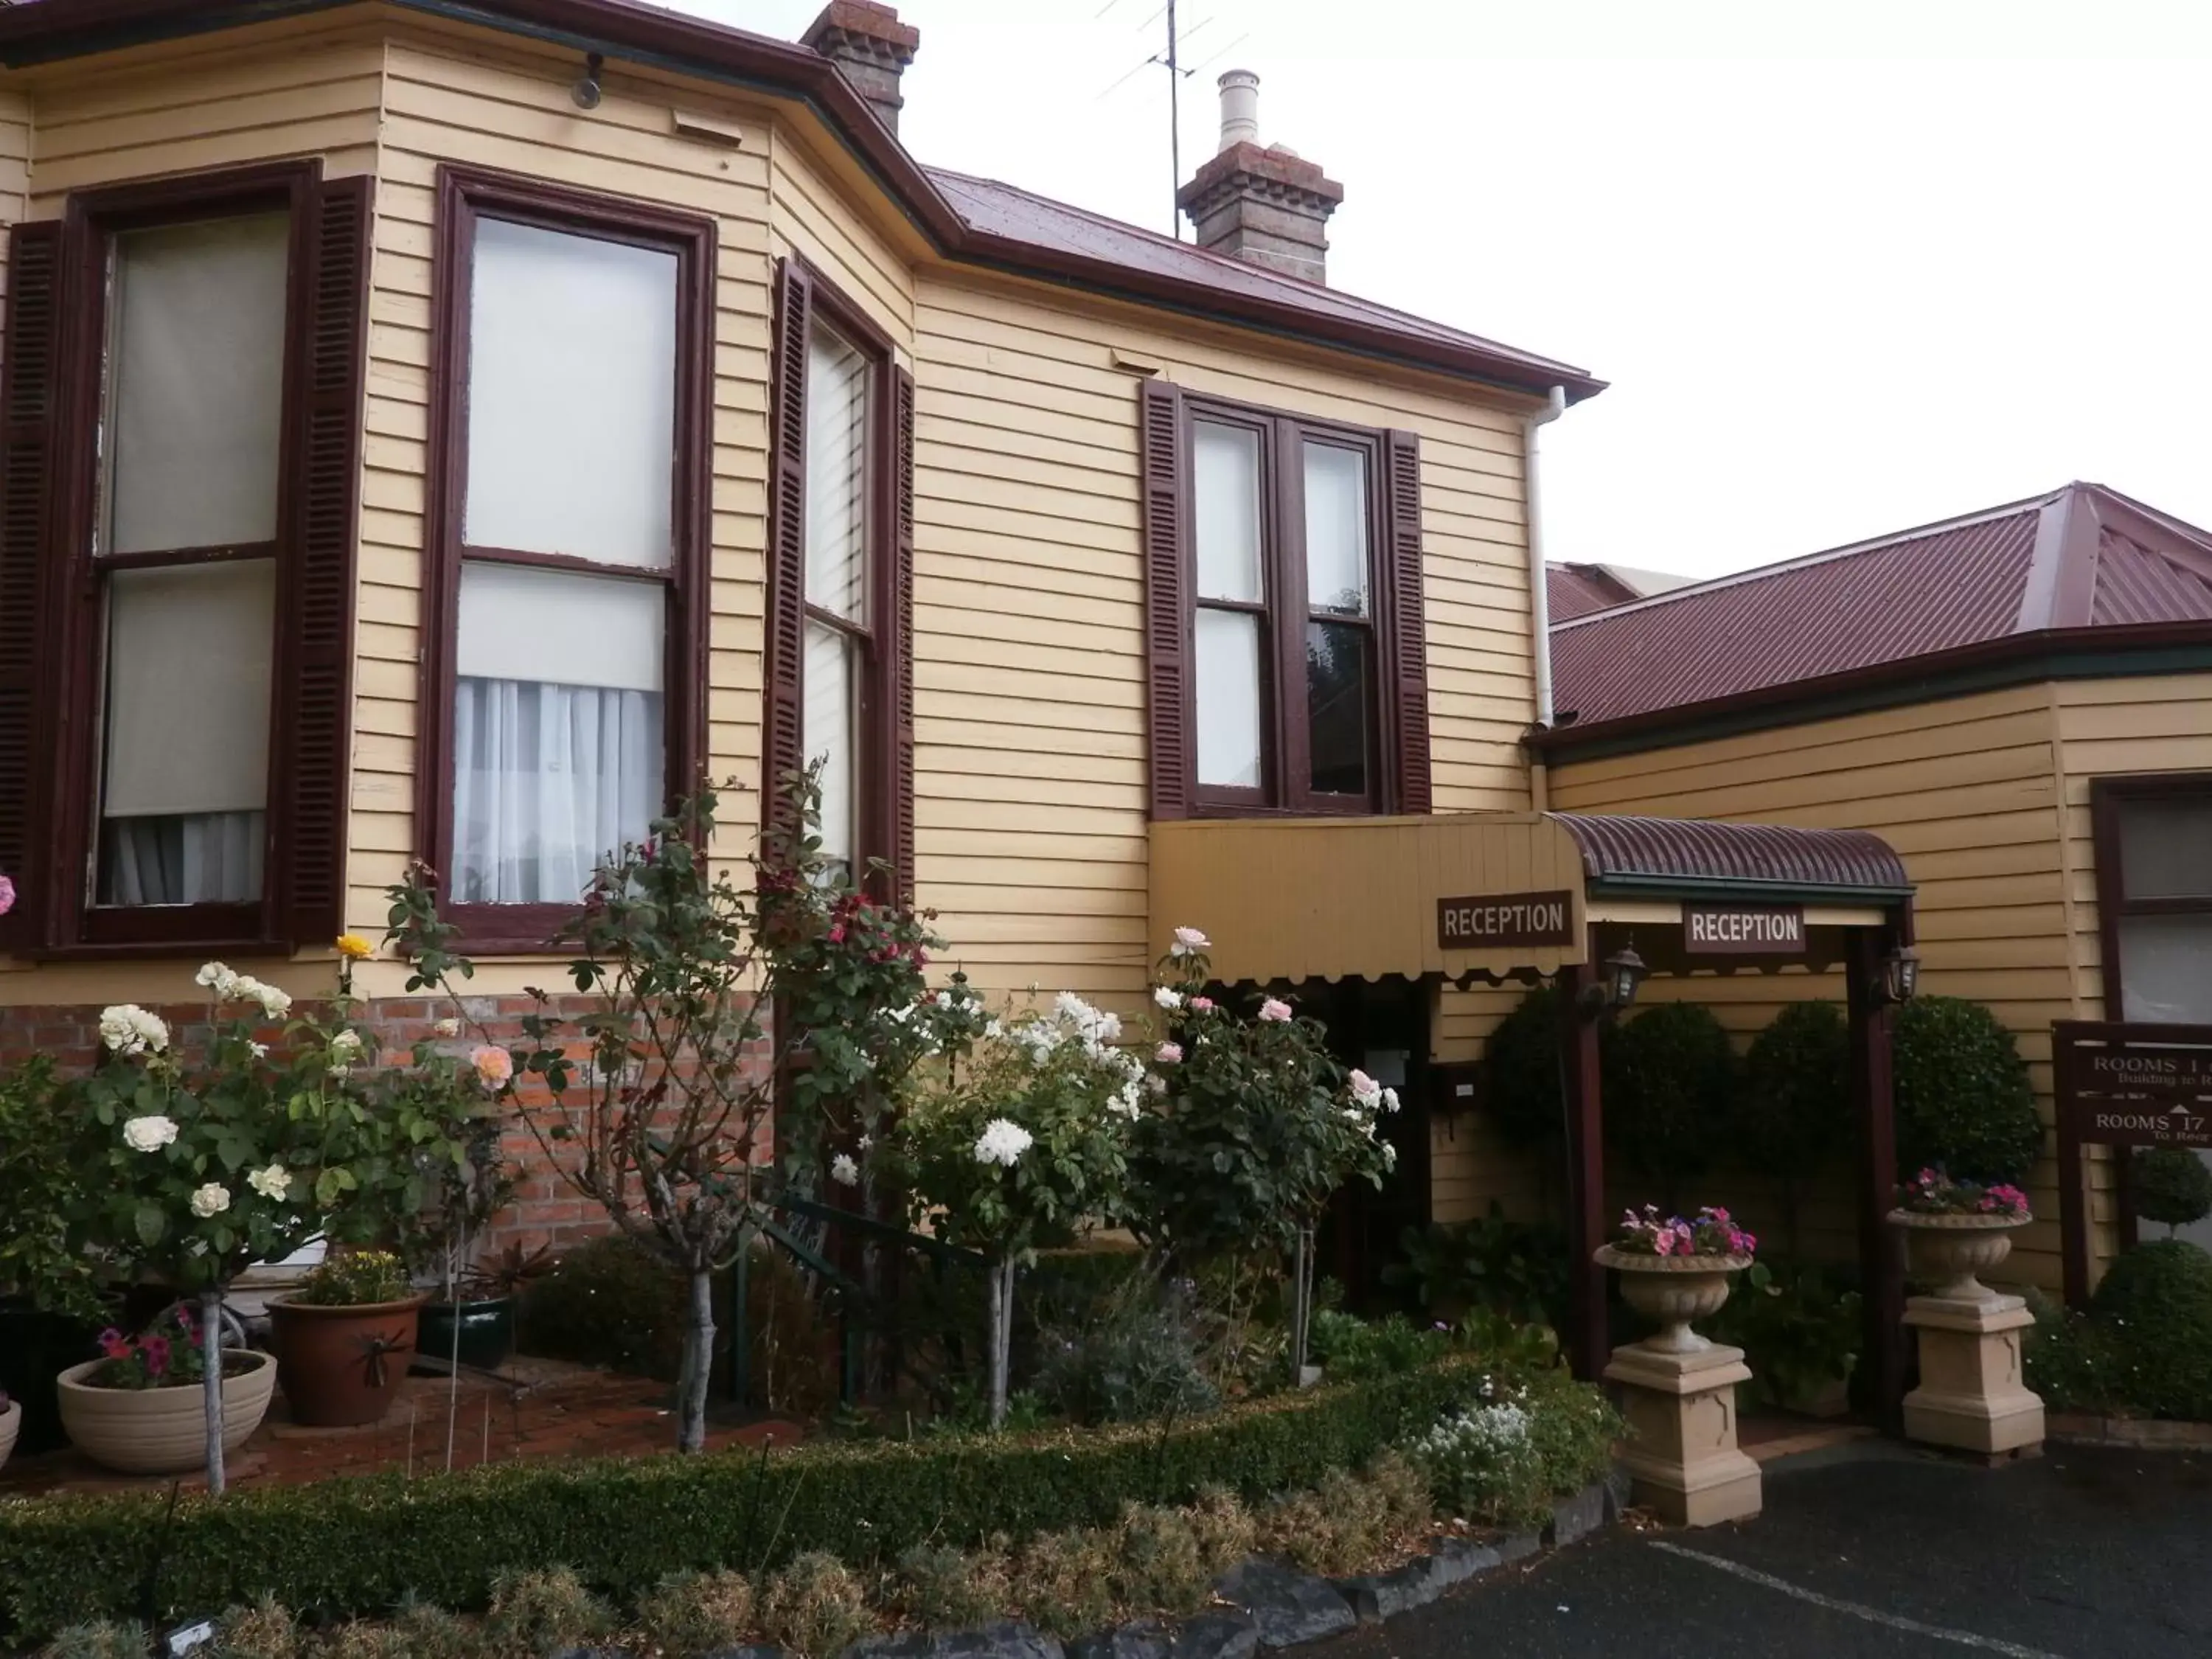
[1550,813,1913,903]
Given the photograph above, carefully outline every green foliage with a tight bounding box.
[1408,1366,1621,1528]
[483,1566,609,1655]
[38,1622,149,1659]
[293,1251,410,1308]
[2084,1239,2212,1419]
[210,1596,300,1659]
[1602,1001,1737,1203]
[1891,995,2042,1185]
[757,1553,872,1659]
[1481,986,1565,1154]
[2022,1291,2126,1414]
[1259,1462,1410,1577]
[1739,1001,1850,1175]
[0,1059,106,1321]
[2132,1147,2212,1233]
[1384,1206,1570,1328]
[1032,1276,1220,1423]
[894,1543,1004,1631]
[516,1234,690,1380]
[636,1568,757,1654]
[0,1360,1497,1645]
[1307,1310,1449,1380]
[1706,1258,1862,1410]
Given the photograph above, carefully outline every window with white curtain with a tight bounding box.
[450,215,680,904]
[2107,786,2212,1025]
[93,212,290,907]
[803,321,872,869]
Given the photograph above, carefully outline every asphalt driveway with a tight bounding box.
[1322,1442,2212,1658]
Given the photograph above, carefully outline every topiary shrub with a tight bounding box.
[2133,1148,2212,1236]
[1481,986,1565,1154]
[1740,1003,1849,1251]
[1891,996,2041,1185]
[1603,1001,1737,1208]
[2087,1239,2212,1420]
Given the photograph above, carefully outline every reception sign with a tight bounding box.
[1436,889,1577,951]
[1682,903,1807,955]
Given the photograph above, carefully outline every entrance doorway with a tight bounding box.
[1298,976,1431,1308]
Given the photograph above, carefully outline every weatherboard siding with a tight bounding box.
[1548,684,2117,1289]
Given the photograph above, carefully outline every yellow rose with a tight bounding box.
[335,933,374,961]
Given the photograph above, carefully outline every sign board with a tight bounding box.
[1682,903,1807,955]
[2053,1021,2212,1149]
[1436,889,1576,951]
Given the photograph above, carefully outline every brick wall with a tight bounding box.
[0,992,774,1259]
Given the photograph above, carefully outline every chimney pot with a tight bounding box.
[801,1,919,136]
[1217,68,1259,152]
[1176,74,1343,285]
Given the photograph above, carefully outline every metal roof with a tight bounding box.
[1550,813,1912,901]
[1549,483,2212,733]
[1546,563,1642,622]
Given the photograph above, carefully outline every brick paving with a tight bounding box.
[0,1358,804,1500]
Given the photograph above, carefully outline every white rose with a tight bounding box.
[830,1153,860,1188]
[195,961,240,998]
[434,1018,462,1039]
[189,1183,232,1219]
[1153,986,1183,1010]
[248,1164,292,1201]
[98,1005,170,1057]
[1380,1087,1400,1114]
[122,1114,178,1152]
[329,1029,364,1062]
[248,1041,269,1060]
[973,1119,1034,1168]
[234,977,292,1018]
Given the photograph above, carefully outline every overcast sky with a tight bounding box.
[684,0,2212,581]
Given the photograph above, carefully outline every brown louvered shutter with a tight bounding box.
[0,222,67,950]
[890,365,917,900]
[1138,380,1189,818]
[765,259,812,838]
[275,175,371,947]
[1383,428,1430,813]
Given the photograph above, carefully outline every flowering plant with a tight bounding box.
[291,1249,411,1307]
[1894,1166,2030,1220]
[1611,1203,1758,1260]
[83,1305,211,1391]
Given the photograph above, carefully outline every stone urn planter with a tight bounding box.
[0,1394,19,1472]
[56,1351,276,1475]
[1595,1245,1751,1353]
[268,1293,428,1427]
[1887,1209,2028,1304]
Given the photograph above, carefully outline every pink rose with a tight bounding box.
[0,871,13,917]
[1258,998,1293,1023]
[1156,1043,1183,1064]
[1190,997,1215,1013]
[471,1045,515,1088]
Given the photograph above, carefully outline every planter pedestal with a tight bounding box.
[1604,1341,1762,1527]
[1901,1293,2044,1458]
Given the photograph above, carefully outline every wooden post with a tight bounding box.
[1847,928,1906,1435]
[1560,958,1608,1381]
[2053,1029,2092,1307]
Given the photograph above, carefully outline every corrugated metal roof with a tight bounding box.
[1547,564,1641,622]
[1550,483,2212,730]
[1551,813,1912,897]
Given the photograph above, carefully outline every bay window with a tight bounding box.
[0,161,369,954]
[421,169,712,943]
[1142,383,1429,818]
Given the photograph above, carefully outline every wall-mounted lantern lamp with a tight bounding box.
[572,52,605,111]
[1579,942,1647,1017]
[1880,945,1921,1005]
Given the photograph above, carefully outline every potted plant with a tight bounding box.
[421,1241,549,1373]
[55,1304,276,1475]
[268,1251,425,1427]
[1595,1205,1759,1354]
[1887,1167,2031,1304]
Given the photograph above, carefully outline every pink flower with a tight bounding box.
[1258,998,1293,1023]
[1654,1231,1675,1257]
[1190,997,1215,1013]
[1156,1042,1183,1065]
[0,872,13,917]
[471,1045,515,1088]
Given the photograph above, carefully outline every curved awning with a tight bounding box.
[1548,813,1913,904]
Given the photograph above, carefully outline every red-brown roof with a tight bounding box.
[1547,563,1644,622]
[1547,483,2212,736]
[0,0,1603,403]
[1551,813,1911,900]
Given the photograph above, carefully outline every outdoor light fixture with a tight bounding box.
[1579,941,1647,1015]
[572,52,605,111]
[1881,945,1921,1005]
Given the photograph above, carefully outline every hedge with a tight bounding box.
[0,1358,1494,1644]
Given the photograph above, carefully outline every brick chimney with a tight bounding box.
[1175,70,1343,285]
[801,1,919,136]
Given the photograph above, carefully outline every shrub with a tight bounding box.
[1010,1528,1119,1638]
[1308,1310,1449,1380]
[518,1234,691,1380]
[894,1543,1005,1631]
[1032,1277,1219,1424]
[1182,1485,1259,1575]
[0,1359,1493,1645]
[1741,1003,1849,1251]
[1892,996,2041,1185]
[2023,1293,2126,1414]
[2133,1147,2212,1234]
[39,1625,148,1659]
[319,1600,483,1659]
[1110,1503,1211,1615]
[1408,1367,1620,1529]
[757,1554,872,1658]
[1705,1259,1862,1411]
[1259,1464,1398,1577]
[212,1597,300,1658]
[0,1057,106,1321]
[2086,1239,2212,1419]
[1481,987,1565,1154]
[1603,1002,1737,1206]
[1383,1207,1570,1329]
[483,1567,609,1656]
[637,1568,757,1653]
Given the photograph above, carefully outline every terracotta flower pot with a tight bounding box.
[1596,1245,1751,1354]
[1888,1209,2028,1304]
[0,1397,19,1472]
[268,1293,428,1427]
[56,1350,275,1475]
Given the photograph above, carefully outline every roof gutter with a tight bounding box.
[0,0,1606,404]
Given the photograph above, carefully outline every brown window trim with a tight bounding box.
[1140,382,1427,820]
[2090,771,2212,1017]
[416,165,715,956]
[763,255,914,902]
[0,159,369,959]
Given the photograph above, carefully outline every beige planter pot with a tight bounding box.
[57,1350,276,1475]
[1596,1246,1750,1354]
[1888,1209,2028,1304]
[0,1397,18,1472]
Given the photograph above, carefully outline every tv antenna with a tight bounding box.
[1100,1,1248,237]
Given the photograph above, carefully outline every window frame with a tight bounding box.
[418,165,715,953]
[1180,392,1397,818]
[2092,771,2212,1020]
[765,257,906,897]
[44,162,320,953]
